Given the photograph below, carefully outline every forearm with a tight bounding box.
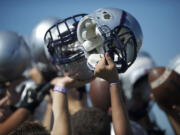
[0,108,30,135]
[110,84,132,135]
[42,103,52,131]
[51,92,71,135]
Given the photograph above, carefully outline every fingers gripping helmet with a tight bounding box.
[0,31,31,82]
[77,8,143,73]
[44,14,94,80]
[31,18,61,72]
[168,54,180,75]
[120,51,155,100]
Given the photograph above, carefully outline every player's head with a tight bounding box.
[0,31,31,83]
[8,121,50,135]
[30,18,61,73]
[120,51,155,120]
[71,107,110,135]
[44,14,93,80]
[77,8,143,73]
[168,54,180,75]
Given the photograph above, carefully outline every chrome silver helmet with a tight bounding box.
[0,31,31,82]
[77,8,143,73]
[44,14,93,80]
[30,18,61,72]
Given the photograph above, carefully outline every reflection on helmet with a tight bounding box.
[31,18,61,72]
[0,31,31,82]
[77,8,143,73]
[44,14,93,80]
[168,54,180,75]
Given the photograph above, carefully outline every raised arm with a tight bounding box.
[0,108,30,135]
[94,53,132,135]
[50,76,92,135]
[42,95,53,131]
[50,87,70,135]
[0,82,51,135]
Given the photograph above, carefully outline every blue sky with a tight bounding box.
[0,0,180,66]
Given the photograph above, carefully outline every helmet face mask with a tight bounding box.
[101,26,137,72]
[44,14,87,65]
[44,14,94,80]
[77,8,142,73]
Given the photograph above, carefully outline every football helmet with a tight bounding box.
[30,18,61,72]
[168,54,180,75]
[77,8,143,73]
[120,51,155,100]
[44,14,94,80]
[120,51,155,120]
[0,31,31,82]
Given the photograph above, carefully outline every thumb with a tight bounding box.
[105,52,114,65]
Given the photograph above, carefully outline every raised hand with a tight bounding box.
[51,75,93,89]
[94,53,119,83]
[17,82,53,113]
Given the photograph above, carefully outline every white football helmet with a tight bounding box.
[44,14,93,80]
[30,18,61,72]
[77,8,143,73]
[120,51,155,100]
[168,54,180,74]
[120,51,155,119]
[0,31,31,82]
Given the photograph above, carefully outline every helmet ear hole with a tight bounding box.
[97,16,100,19]
[104,14,111,19]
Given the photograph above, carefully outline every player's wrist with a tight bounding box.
[110,81,121,86]
[18,105,35,114]
[53,84,68,94]
[108,75,119,83]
